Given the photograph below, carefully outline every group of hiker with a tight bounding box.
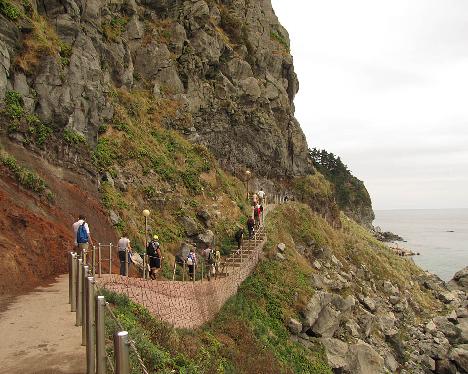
[71,188,268,281]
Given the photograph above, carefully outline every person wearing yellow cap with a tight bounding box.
[146,234,161,280]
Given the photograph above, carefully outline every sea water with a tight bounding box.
[374,209,468,281]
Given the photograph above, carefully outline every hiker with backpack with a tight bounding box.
[247,216,255,239]
[187,247,197,281]
[72,215,93,258]
[146,235,162,280]
[234,227,244,254]
[203,245,215,281]
[118,233,132,276]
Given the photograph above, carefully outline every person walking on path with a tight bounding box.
[253,203,262,228]
[72,215,93,258]
[257,188,266,205]
[187,248,197,281]
[146,235,162,280]
[247,216,255,239]
[203,245,215,281]
[118,233,132,276]
[234,227,244,254]
[214,247,221,278]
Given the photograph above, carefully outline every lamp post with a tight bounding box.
[143,209,150,250]
[245,170,251,201]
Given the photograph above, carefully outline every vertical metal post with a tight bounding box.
[96,295,106,374]
[193,263,196,283]
[68,252,74,304]
[98,243,102,278]
[109,243,112,274]
[114,331,130,374]
[86,277,95,374]
[182,261,186,282]
[92,246,96,276]
[142,255,146,279]
[71,254,77,312]
[76,259,83,326]
[125,248,129,277]
[82,265,89,346]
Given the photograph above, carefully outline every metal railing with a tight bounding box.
[68,251,149,374]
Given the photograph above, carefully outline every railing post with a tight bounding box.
[71,253,77,312]
[109,243,112,275]
[96,295,106,374]
[68,252,74,304]
[76,259,83,326]
[114,331,130,374]
[86,277,95,374]
[92,245,96,277]
[82,265,89,346]
[98,243,102,278]
[182,261,186,282]
[125,248,129,277]
[193,263,196,283]
[201,261,204,282]
[83,249,87,266]
[142,255,146,279]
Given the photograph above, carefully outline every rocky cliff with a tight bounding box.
[0,0,312,178]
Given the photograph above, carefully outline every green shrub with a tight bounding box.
[27,115,53,146]
[59,41,72,66]
[63,129,86,144]
[0,0,21,20]
[270,30,290,52]
[0,151,47,193]
[4,90,24,119]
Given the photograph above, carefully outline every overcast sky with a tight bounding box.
[271,0,468,210]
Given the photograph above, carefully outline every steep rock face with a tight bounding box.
[0,0,312,178]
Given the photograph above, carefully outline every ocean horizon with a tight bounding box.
[374,208,468,281]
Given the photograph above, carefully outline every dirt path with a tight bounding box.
[0,275,85,374]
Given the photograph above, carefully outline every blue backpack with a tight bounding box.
[77,223,89,244]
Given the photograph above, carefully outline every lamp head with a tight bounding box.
[143,209,150,217]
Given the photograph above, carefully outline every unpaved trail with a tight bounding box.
[0,275,85,374]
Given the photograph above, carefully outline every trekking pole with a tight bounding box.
[68,252,74,304]
[71,253,77,312]
[114,331,130,374]
[109,243,112,275]
[86,277,95,374]
[96,295,106,374]
[125,248,129,277]
[82,265,89,346]
[98,243,102,278]
[76,259,83,326]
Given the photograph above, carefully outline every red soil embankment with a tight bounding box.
[0,142,117,296]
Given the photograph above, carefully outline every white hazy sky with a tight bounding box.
[271,0,468,210]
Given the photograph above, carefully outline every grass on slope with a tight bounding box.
[94,88,250,260]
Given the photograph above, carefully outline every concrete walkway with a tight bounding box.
[0,275,85,374]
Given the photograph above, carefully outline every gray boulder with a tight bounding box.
[320,338,349,370]
[179,216,200,237]
[288,318,302,335]
[277,243,286,253]
[346,340,385,374]
[311,305,340,337]
[197,230,214,246]
[448,344,468,372]
[302,291,333,329]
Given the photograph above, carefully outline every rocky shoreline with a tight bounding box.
[280,239,468,373]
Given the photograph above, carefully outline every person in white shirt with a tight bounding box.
[257,188,265,205]
[118,234,132,276]
[72,215,93,257]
